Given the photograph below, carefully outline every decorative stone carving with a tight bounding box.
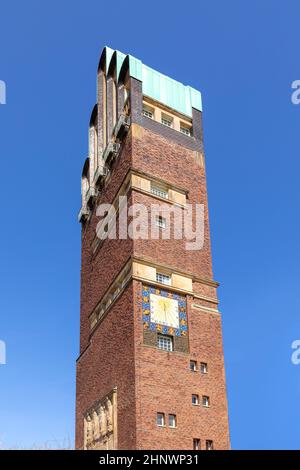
[92,410,100,441]
[84,389,117,450]
[86,414,93,446]
[105,397,113,433]
[99,404,107,437]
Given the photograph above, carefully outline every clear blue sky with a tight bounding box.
[0,0,300,450]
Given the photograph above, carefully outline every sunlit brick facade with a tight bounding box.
[75,47,230,450]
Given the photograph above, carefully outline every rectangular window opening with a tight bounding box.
[151,184,169,199]
[202,396,210,407]
[161,114,173,128]
[155,215,166,229]
[180,124,192,136]
[206,440,214,450]
[192,394,199,406]
[143,105,154,119]
[157,412,165,427]
[193,438,201,450]
[157,334,173,352]
[156,272,171,285]
[168,414,176,428]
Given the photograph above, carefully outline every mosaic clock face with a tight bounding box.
[142,285,188,337]
[150,293,179,328]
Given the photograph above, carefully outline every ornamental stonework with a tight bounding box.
[83,389,117,450]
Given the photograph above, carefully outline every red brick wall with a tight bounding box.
[76,124,230,450]
[79,133,133,353]
[132,127,213,279]
[76,283,137,450]
[133,281,229,450]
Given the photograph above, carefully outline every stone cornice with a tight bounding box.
[132,255,219,288]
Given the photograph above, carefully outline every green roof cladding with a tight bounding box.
[102,46,202,117]
[104,47,114,74]
[115,50,126,78]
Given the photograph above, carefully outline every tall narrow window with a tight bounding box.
[168,414,176,428]
[94,125,98,168]
[112,79,117,128]
[206,440,214,450]
[157,413,165,427]
[200,362,208,374]
[193,439,201,450]
[202,396,210,407]
[190,360,197,372]
[124,87,130,115]
[192,394,199,406]
[102,73,107,148]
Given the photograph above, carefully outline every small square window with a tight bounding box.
[206,440,214,450]
[202,396,210,407]
[200,362,208,374]
[143,105,154,119]
[157,334,173,352]
[157,412,165,427]
[151,184,169,199]
[168,414,176,428]
[155,216,166,229]
[192,394,199,406]
[161,114,173,127]
[180,125,192,136]
[190,360,197,372]
[193,438,201,450]
[156,272,171,285]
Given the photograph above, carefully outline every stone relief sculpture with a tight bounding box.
[92,410,100,441]
[99,404,107,437]
[84,389,117,450]
[105,397,113,433]
[86,414,93,446]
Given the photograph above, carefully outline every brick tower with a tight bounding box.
[75,47,230,450]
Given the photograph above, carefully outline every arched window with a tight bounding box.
[98,47,111,152]
[107,53,118,141]
[118,57,131,117]
[89,105,98,183]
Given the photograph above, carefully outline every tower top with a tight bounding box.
[99,46,202,117]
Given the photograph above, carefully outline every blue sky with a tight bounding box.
[0,0,300,450]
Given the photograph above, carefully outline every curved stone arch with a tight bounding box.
[97,46,114,75]
[106,51,117,80]
[118,55,129,86]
